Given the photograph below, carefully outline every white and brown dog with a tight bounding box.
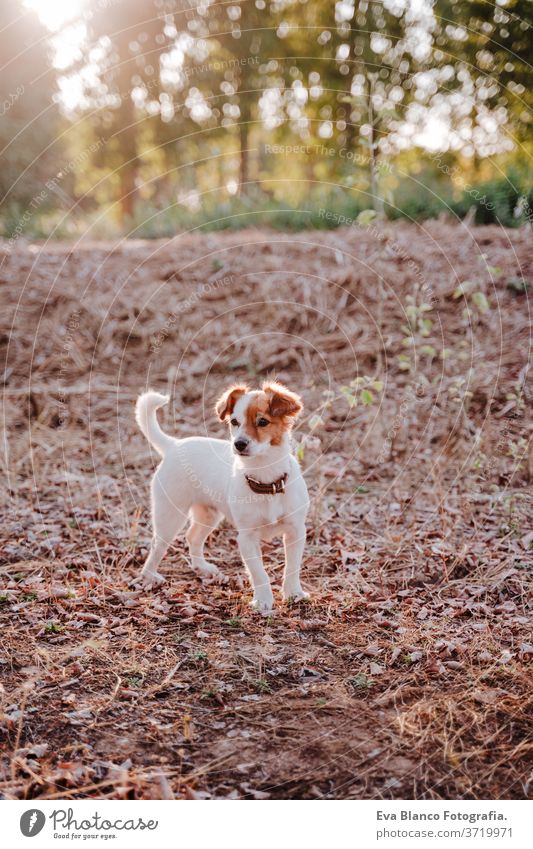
[135,382,309,613]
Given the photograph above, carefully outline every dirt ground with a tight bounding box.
[0,222,532,800]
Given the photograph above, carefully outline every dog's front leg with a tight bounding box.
[282,523,309,602]
[237,530,273,614]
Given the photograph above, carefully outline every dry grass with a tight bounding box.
[0,222,532,799]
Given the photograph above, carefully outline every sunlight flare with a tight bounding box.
[24,0,83,31]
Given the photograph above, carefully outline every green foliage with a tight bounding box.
[349,673,375,690]
[453,278,492,323]
[126,188,367,237]
[462,175,533,227]
[339,376,384,408]
[225,617,242,628]
[432,0,533,144]
[385,178,456,222]
[0,0,531,235]
[21,592,37,602]
[188,649,208,664]
[399,297,437,373]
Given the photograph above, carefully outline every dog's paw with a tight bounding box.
[250,595,274,615]
[132,571,165,589]
[283,588,310,603]
[195,561,227,583]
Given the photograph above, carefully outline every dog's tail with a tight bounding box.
[135,391,173,456]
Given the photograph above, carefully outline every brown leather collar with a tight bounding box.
[245,472,288,495]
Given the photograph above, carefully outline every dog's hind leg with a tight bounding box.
[138,486,188,586]
[186,504,224,579]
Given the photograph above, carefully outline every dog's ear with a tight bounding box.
[215,384,249,421]
[263,381,303,418]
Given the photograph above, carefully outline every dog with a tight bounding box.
[134,381,309,613]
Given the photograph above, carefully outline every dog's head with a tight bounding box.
[215,381,303,457]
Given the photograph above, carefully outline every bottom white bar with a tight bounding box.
[4,799,530,848]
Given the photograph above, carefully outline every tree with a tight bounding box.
[430,0,533,151]
[185,1,281,193]
[69,0,188,221]
[0,0,61,224]
[282,0,422,213]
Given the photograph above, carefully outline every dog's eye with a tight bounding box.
[230,418,239,427]
[257,417,269,427]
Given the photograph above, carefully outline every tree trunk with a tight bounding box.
[117,93,138,223]
[115,33,139,224]
[238,119,249,195]
[368,75,385,219]
[119,166,137,221]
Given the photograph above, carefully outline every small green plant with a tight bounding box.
[349,673,375,690]
[471,451,487,472]
[453,254,503,322]
[507,277,529,295]
[356,209,378,226]
[498,497,520,537]
[254,678,272,694]
[398,296,435,373]
[20,592,37,602]
[498,520,520,537]
[507,437,528,466]
[225,617,242,628]
[309,377,384,432]
[212,258,224,272]
[125,673,144,688]
[200,687,220,701]
[44,622,62,633]
[453,279,491,320]
[339,376,384,408]
[505,384,526,414]
[189,649,208,664]
[447,374,474,409]
[0,594,9,604]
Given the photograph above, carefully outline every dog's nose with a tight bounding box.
[234,439,249,453]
